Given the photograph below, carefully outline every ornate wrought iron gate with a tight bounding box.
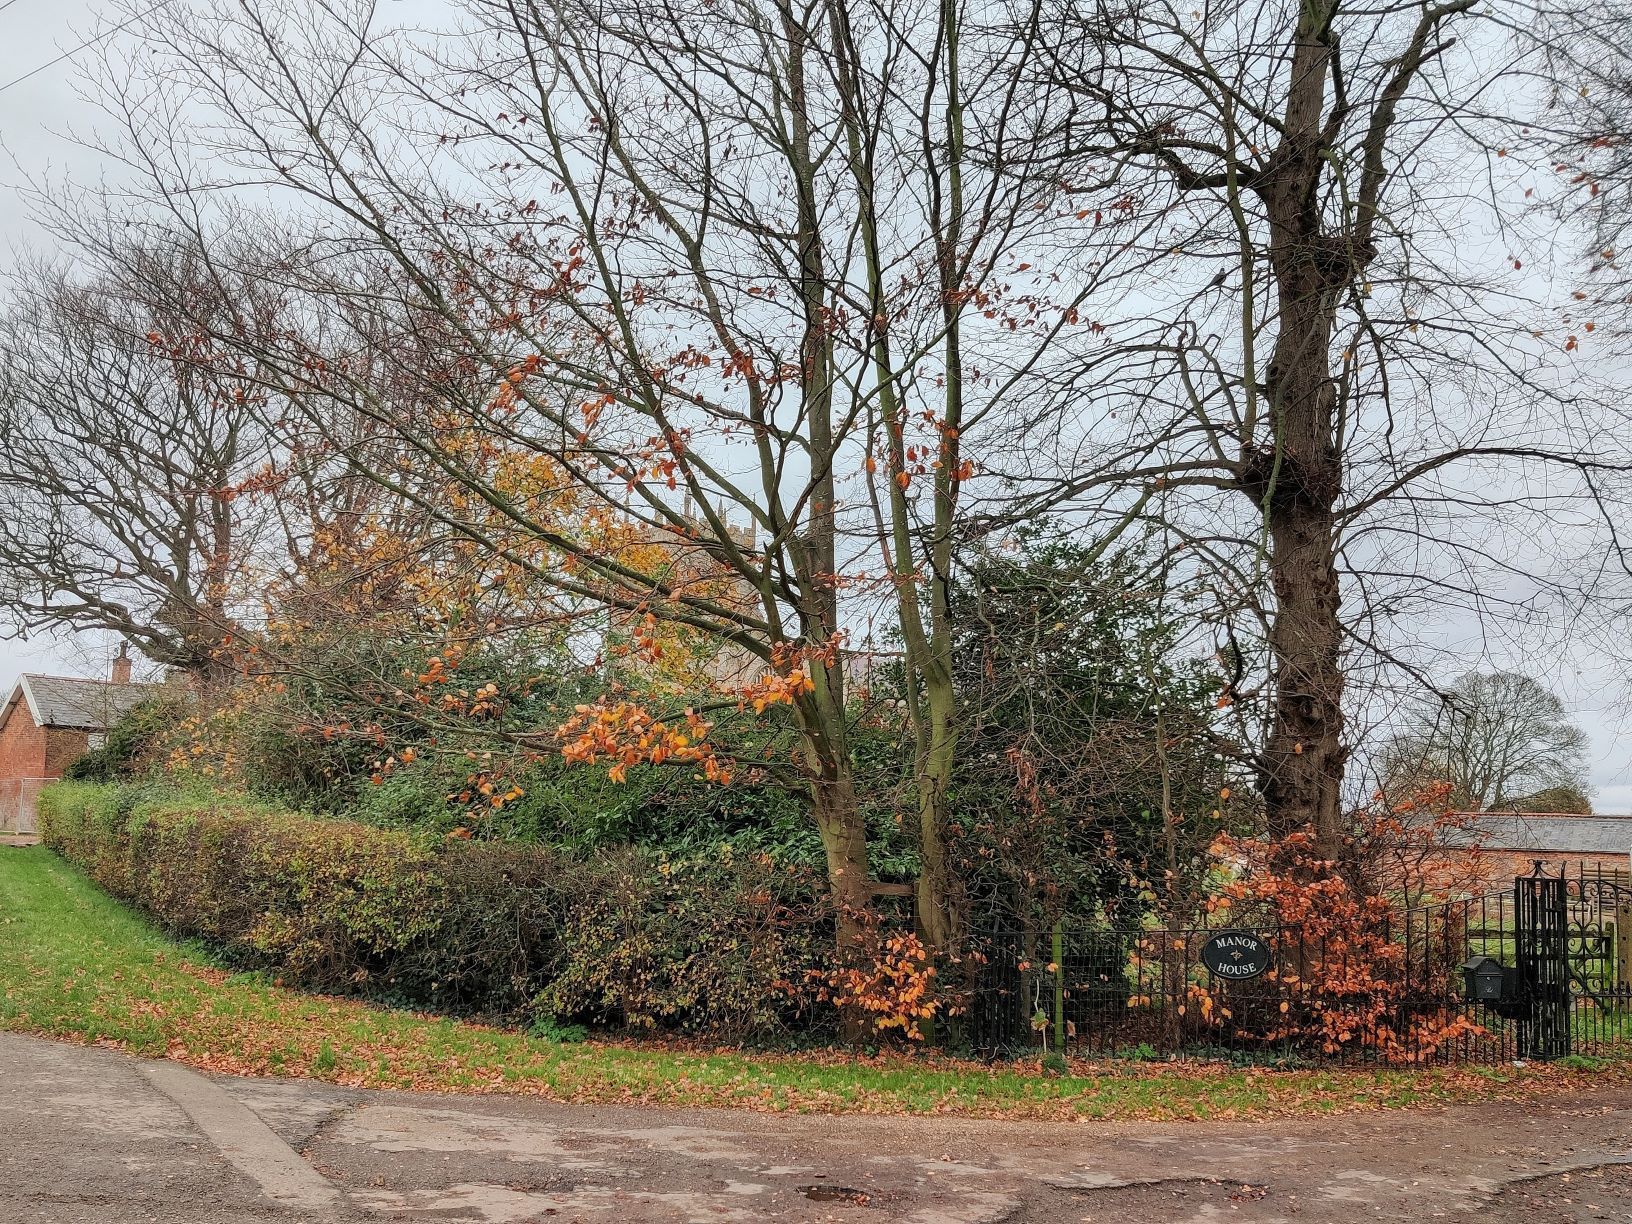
[1514,870,1571,1058]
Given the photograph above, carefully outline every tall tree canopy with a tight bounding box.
[1379,671,1591,812]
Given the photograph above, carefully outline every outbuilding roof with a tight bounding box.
[1453,812,1632,856]
[2,674,161,732]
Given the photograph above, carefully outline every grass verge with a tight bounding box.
[0,845,1624,1121]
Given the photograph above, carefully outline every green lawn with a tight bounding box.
[0,845,1621,1121]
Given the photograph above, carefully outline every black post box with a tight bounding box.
[1462,955,1507,1002]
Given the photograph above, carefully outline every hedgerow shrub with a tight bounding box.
[538,849,828,1035]
[37,782,828,1038]
[41,782,444,986]
[346,752,838,870]
[35,782,128,892]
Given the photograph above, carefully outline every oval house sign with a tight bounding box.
[1199,930,1273,980]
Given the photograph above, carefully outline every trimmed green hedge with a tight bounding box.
[38,782,829,1038]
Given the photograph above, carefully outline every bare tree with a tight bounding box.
[1025,0,1632,856]
[1379,670,1590,812]
[45,0,1165,962]
[1527,2,1632,319]
[0,249,286,678]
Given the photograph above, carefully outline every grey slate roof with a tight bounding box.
[1450,813,1632,855]
[7,674,162,731]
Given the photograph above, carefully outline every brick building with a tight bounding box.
[0,650,157,833]
[1438,811,1632,888]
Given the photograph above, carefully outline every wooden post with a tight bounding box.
[866,881,916,898]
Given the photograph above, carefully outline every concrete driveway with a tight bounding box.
[3,1030,1632,1223]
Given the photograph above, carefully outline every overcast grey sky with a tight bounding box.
[1,0,110,235]
[1,0,1629,807]
[0,0,140,686]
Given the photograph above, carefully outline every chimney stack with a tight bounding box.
[111,644,132,685]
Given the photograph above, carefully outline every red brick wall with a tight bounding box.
[0,700,90,833]
[0,700,46,782]
[0,703,88,782]
[43,727,90,777]
[1431,848,1631,890]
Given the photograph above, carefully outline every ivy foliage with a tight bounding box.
[946,532,1231,929]
[62,695,185,783]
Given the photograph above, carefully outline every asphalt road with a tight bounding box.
[3,1030,1632,1223]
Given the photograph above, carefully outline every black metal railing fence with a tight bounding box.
[959,864,1632,1066]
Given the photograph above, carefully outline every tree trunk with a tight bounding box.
[913,678,958,957]
[1244,2,1351,859]
[1261,481,1346,855]
[1250,265,1349,857]
[808,748,875,1041]
[1258,225,1346,855]
[812,765,872,951]
[777,0,879,973]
